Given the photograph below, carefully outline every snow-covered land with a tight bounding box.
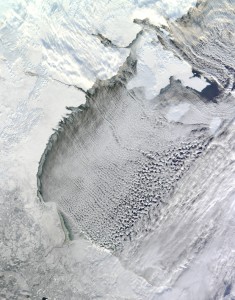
[1,0,235,299]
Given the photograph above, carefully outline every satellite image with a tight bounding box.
[0,0,235,299]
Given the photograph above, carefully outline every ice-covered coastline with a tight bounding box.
[1,0,235,299]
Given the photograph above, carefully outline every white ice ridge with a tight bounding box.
[127,31,209,100]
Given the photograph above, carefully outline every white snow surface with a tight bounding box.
[1,0,235,299]
[131,0,197,19]
[127,31,209,100]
